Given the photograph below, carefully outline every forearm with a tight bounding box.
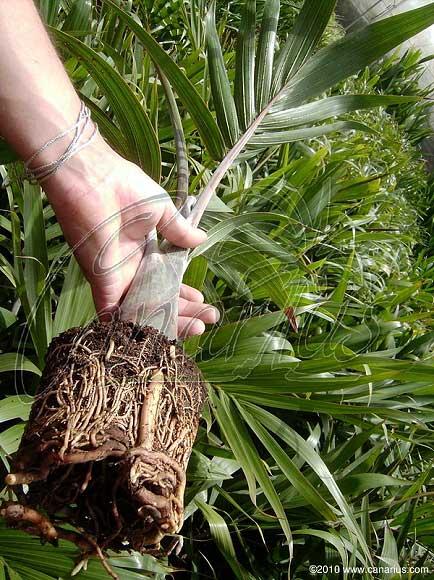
[0,0,81,161]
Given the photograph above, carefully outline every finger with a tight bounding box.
[90,266,131,322]
[158,202,207,248]
[97,305,120,322]
[177,316,206,339]
[178,297,220,323]
[92,285,122,322]
[180,284,204,303]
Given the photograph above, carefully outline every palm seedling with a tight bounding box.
[2,0,434,576]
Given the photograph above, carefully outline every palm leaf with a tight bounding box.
[255,0,280,111]
[38,0,60,26]
[52,28,162,181]
[205,2,240,147]
[22,183,52,364]
[236,406,337,522]
[53,255,95,335]
[271,0,337,95]
[234,0,256,130]
[101,0,226,161]
[210,390,293,557]
[264,94,422,126]
[195,499,254,579]
[280,3,434,108]
[63,0,92,34]
[248,119,376,147]
[0,523,172,579]
[243,402,372,563]
[189,2,434,227]
[0,354,40,376]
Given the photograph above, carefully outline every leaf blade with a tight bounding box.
[271,0,337,94]
[101,0,225,161]
[235,0,256,129]
[205,2,240,147]
[281,4,434,108]
[53,28,162,180]
[255,0,280,111]
[53,254,95,336]
[265,94,422,127]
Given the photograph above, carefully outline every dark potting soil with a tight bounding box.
[6,320,206,552]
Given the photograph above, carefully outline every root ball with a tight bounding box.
[6,320,206,552]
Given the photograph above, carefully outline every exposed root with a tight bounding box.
[0,502,58,543]
[59,529,119,580]
[1,501,118,579]
[5,320,206,554]
[137,371,164,448]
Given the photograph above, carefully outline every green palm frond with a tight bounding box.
[0,1,433,578]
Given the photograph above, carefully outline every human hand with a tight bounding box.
[42,135,219,337]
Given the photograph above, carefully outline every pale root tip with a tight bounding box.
[5,473,17,486]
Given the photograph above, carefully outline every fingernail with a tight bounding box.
[196,229,207,242]
[212,307,220,322]
[191,320,206,336]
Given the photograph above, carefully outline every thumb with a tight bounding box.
[157,201,207,248]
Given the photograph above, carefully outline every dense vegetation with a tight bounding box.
[0,1,433,578]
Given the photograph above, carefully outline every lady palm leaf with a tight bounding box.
[53,28,162,180]
[210,390,293,555]
[0,523,175,579]
[247,119,376,147]
[204,2,240,147]
[101,0,226,161]
[38,0,60,26]
[279,3,434,108]
[255,0,280,111]
[195,499,255,579]
[240,402,372,561]
[62,0,92,34]
[234,0,256,130]
[97,0,434,227]
[237,411,337,522]
[270,0,337,96]
[53,255,95,336]
[262,94,421,128]
[190,1,434,226]
[1,2,432,576]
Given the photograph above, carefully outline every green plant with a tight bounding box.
[0,1,433,578]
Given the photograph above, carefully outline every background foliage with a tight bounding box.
[0,0,433,578]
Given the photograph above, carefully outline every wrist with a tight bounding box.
[42,131,117,202]
[1,93,83,162]
[25,101,99,183]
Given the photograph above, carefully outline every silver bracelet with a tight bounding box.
[24,101,99,183]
